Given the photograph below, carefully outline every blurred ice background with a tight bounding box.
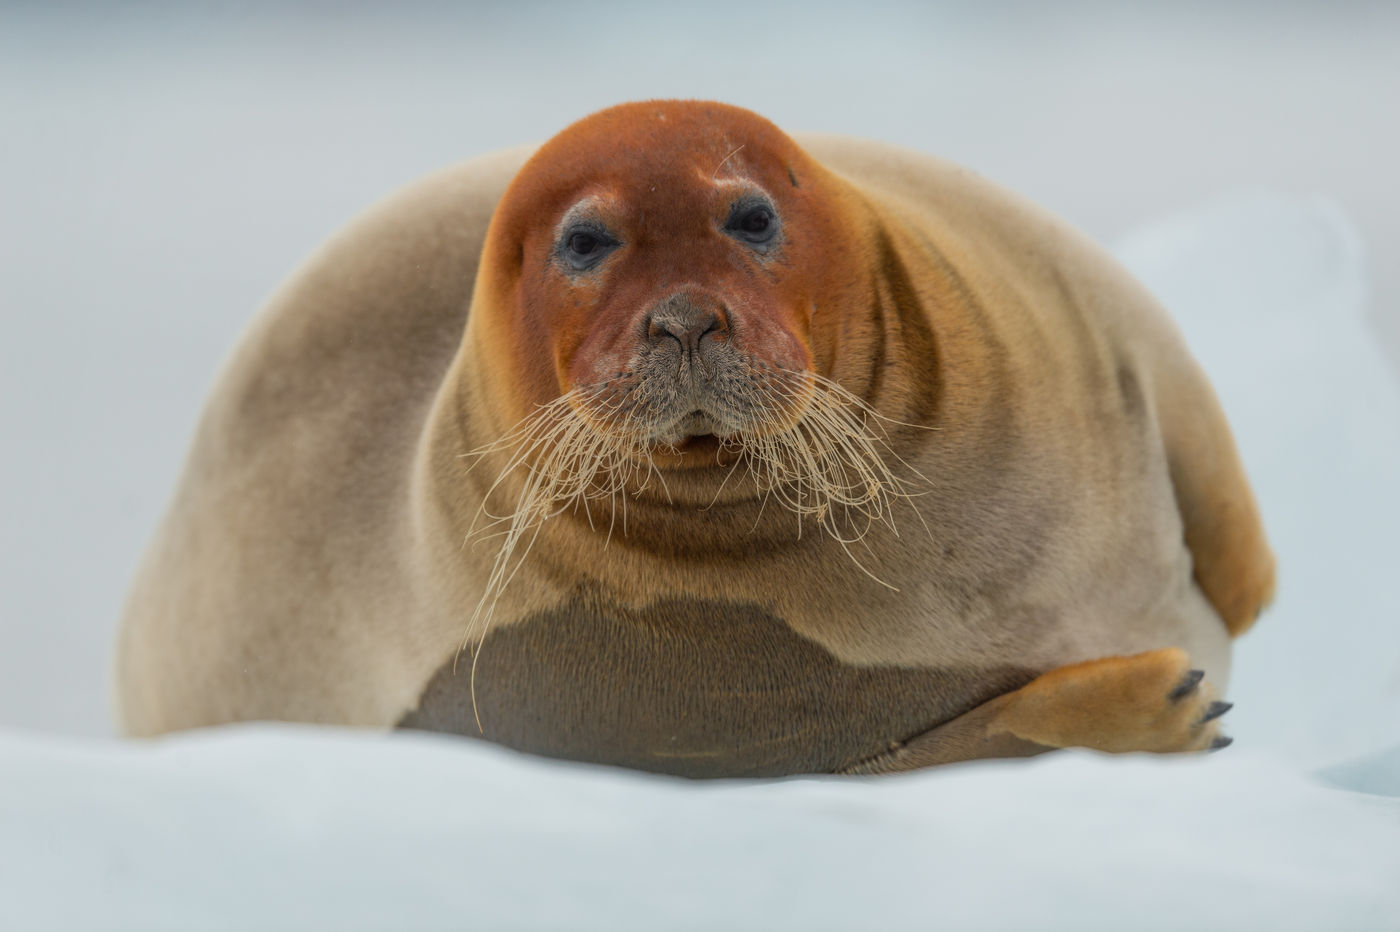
[2,3,1398,928]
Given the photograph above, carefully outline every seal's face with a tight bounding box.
[476,101,874,462]
[462,99,910,607]
[544,177,807,450]
[459,103,918,641]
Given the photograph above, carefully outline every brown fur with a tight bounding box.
[400,588,1036,778]
[114,102,1274,776]
[845,648,1226,774]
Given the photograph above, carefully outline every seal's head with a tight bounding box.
[468,100,879,463]
[454,99,918,632]
[453,102,928,652]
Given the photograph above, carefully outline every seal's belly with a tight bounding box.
[398,590,1035,778]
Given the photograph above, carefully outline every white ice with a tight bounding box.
[1,725,1396,932]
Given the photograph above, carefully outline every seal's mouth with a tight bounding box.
[637,410,738,467]
[606,358,765,450]
[463,368,919,642]
[671,409,719,436]
[653,409,728,447]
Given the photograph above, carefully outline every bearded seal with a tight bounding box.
[114,101,1274,777]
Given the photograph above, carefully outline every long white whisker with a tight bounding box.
[454,364,933,725]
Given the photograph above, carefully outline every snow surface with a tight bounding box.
[1,188,1397,932]
[2,726,1397,932]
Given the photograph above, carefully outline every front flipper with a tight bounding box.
[842,648,1231,775]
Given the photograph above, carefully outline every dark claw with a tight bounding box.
[1199,700,1233,724]
[1168,669,1205,701]
[1209,735,1234,751]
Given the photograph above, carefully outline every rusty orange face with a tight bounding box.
[471,101,875,459]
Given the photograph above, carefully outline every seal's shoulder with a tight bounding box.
[794,132,1086,252]
[253,142,537,344]
[191,146,537,458]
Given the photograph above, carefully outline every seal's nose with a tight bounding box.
[645,294,729,355]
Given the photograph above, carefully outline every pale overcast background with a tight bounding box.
[1,1,1396,740]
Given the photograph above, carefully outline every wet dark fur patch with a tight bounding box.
[398,589,1035,778]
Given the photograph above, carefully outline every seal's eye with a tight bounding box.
[740,209,772,236]
[569,232,601,255]
[559,224,618,271]
[725,199,780,248]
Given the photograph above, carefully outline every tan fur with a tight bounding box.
[114,103,1273,776]
[844,648,1225,774]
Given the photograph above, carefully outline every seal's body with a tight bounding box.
[115,102,1273,776]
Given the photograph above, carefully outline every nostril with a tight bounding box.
[699,312,725,340]
[647,309,725,353]
[687,311,721,346]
